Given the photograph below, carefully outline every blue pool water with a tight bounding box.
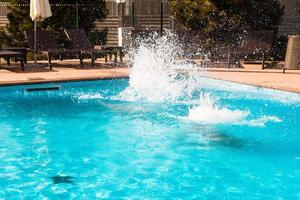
[0,78,300,199]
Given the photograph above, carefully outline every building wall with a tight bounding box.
[101,0,171,45]
[0,2,9,28]
[278,0,300,35]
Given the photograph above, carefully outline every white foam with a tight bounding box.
[77,93,103,100]
[186,105,281,126]
[244,116,282,127]
[188,104,249,124]
[186,94,250,124]
[183,93,282,126]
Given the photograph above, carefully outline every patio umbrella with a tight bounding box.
[30,0,52,65]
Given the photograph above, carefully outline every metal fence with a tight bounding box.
[120,0,170,30]
[0,3,9,16]
[0,1,171,30]
[0,3,110,29]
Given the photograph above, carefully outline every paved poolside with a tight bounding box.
[0,61,300,94]
[201,69,300,94]
[0,59,129,86]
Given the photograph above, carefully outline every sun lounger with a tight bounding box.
[2,47,28,64]
[64,29,119,66]
[102,45,125,63]
[25,30,84,70]
[0,50,25,71]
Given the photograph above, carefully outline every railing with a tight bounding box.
[120,0,170,30]
[0,1,171,29]
[0,3,9,16]
[0,3,113,30]
[0,3,114,17]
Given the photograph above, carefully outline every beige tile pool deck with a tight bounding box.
[0,67,129,85]
[0,60,300,94]
[0,59,129,86]
[200,69,300,94]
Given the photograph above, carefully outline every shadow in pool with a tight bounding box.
[208,133,245,149]
[178,131,246,150]
[50,175,75,184]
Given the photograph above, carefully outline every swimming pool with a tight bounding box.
[0,78,300,199]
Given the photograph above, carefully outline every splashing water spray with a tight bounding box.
[117,31,281,126]
[118,31,200,102]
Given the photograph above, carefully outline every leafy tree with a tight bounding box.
[170,0,284,47]
[170,0,215,31]
[44,0,108,32]
[0,0,108,47]
[0,0,31,47]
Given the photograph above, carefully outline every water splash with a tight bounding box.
[77,93,103,100]
[186,97,281,126]
[187,94,250,124]
[116,31,281,126]
[118,31,199,102]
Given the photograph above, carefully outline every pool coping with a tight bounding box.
[0,75,129,87]
[198,74,300,95]
[2,74,299,96]
[1,67,300,95]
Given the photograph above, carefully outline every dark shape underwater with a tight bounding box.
[50,175,75,184]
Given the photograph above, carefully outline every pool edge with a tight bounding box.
[199,75,300,95]
[1,71,299,95]
[0,75,129,87]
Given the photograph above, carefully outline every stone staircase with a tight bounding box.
[0,3,9,27]
[0,16,8,27]
[95,16,119,46]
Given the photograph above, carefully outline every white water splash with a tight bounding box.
[188,94,250,124]
[77,93,103,100]
[244,116,282,127]
[186,96,281,126]
[118,32,198,102]
[116,31,281,126]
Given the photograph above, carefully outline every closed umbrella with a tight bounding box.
[30,0,52,65]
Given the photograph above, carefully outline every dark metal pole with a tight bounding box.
[160,1,164,36]
[132,1,135,28]
[75,2,79,29]
[170,16,174,32]
[34,21,37,65]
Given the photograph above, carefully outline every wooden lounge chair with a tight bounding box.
[2,47,28,64]
[0,49,25,71]
[102,45,125,63]
[63,29,118,66]
[25,30,84,69]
